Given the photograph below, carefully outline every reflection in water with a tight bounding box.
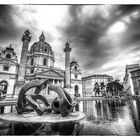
[78,99,140,135]
[128,99,140,133]
[82,100,126,121]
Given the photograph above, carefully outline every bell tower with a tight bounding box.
[70,59,82,97]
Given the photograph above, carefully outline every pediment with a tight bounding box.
[36,69,64,77]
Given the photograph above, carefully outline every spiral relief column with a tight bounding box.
[64,42,71,88]
[17,30,31,82]
[14,30,31,96]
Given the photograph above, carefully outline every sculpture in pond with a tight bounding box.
[16,79,77,117]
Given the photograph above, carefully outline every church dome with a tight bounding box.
[29,32,54,55]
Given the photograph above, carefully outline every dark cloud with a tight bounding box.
[121,9,140,46]
[60,5,115,70]
[108,5,140,52]
[0,5,39,44]
[60,5,140,75]
[0,5,22,43]
[114,5,139,16]
[0,5,41,60]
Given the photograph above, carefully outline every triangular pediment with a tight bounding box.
[36,68,64,78]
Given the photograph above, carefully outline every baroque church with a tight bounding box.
[0,30,82,108]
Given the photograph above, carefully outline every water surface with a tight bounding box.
[78,99,140,135]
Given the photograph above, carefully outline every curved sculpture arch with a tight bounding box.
[16,79,77,117]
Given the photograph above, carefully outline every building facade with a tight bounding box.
[0,45,18,100]
[123,64,140,95]
[0,30,82,107]
[25,32,64,90]
[71,60,82,97]
[82,74,113,97]
[130,68,140,95]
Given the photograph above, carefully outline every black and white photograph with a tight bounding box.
[0,3,140,136]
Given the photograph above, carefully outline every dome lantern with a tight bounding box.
[39,32,45,42]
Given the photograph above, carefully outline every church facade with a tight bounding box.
[0,30,82,105]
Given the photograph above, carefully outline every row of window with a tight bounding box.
[131,71,140,77]
[30,58,47,66]
[30,47,53,55]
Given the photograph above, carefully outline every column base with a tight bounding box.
[64,85,72,88]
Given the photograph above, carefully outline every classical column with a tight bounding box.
[53,79,55,85]
[56,80,58,85]
[64,42,71,88]
[17,30,31,82]
[61,80,64,87]
[101,101,104,119]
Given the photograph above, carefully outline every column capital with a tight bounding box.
[22,29,31,42]
[64,42,71,52]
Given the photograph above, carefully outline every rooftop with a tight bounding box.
[82,74,113,80]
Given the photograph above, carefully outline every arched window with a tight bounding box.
[136,91,139,95]
[74,85,79,97]
[43,58,47,65]
[6,54,11,59]
[31,58,34,65]
[75,75,78,78]
[45,48,47,53]
[0,81,8,101]
[74,66,77,70]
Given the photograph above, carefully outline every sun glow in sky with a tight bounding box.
[108,21,126,34]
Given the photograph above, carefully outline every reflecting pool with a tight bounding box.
[1,99,140,135]
[78,99,140,135]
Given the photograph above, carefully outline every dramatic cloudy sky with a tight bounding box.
[1,5,140,81]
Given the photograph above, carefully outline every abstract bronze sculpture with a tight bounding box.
[16,79,77,117]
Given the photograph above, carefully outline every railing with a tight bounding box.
[77,96,124,101]
[0,97,17,106]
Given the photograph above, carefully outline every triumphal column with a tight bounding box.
[14,30,31,97]
[64,42,72,88]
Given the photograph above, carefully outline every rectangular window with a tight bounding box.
[75,75,77,78]
[31,69,34,74]
[138,79,140,87]
[3,65,9,71]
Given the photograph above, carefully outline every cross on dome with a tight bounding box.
[39,32,45,42]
